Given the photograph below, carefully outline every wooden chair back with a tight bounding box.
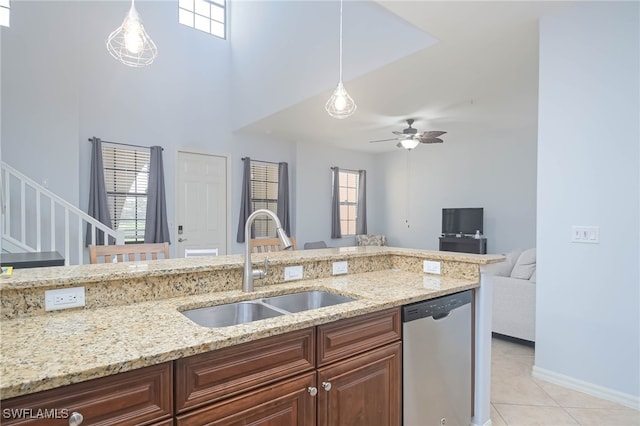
[89,242,170,264]
[250,237,297,253]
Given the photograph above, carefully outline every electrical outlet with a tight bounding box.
[284,265,304,281]
[423,260,441,275]
[45,287,86,311]
[332,261,348,275]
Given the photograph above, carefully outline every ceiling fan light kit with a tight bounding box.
[326,0,356,119]
[370,118,447,150]
[400,138,420,150]
[106,0,158,67]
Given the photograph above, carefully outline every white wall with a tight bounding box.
[229,0,436,130]
[295,141,378,248]
[536,1,639,401]
[2,1,385,257]
[374,115,537,253]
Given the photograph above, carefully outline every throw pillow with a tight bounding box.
[510,248,536,280]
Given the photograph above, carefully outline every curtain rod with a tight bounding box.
[331,166,361,173]
[241,157,280,165]
[88,137,163,151]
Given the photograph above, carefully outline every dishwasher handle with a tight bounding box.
[432,312,450,321]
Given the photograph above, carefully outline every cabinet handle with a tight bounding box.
[68,412,84,426]
[178,238,188,242]
[307,386,318,396]
[322,381,332,391]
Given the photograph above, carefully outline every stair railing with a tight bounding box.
[1,161,123,265]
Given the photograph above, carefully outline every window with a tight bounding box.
[250,160,279,237]
[102,145,151,243]
[339,170,359,236]
[0,0,10,28]
[179,0,226,39]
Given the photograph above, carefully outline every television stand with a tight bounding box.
[439,236,487,254]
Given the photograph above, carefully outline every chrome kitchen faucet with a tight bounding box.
[243,209,292,292]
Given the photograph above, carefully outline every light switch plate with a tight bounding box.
[571,226,599,244]
[332,261,348,275]
[45,287,86,311]
[284,265,304,281]
[423,260,441,275]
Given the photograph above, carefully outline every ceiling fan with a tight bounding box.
[370,119,446,150]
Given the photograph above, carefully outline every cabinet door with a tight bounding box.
[175,372,316,426]
[317,342,401,426]
[1,363,173,426]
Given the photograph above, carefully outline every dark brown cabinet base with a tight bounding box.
[317,342,401,426]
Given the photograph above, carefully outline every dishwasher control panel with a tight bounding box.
[402,290,472,322]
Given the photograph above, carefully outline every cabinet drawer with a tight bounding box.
[175,328,315,413]
[1,363,173,426]
[176,372,316,426]
[317,308,401,367]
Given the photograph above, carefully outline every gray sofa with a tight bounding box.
[483,248,536,342]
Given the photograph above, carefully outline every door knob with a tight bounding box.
[68,412,84,426]
[178,238,188,242]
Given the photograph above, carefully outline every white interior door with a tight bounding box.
[176,151,228,257]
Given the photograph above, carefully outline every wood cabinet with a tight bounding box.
[1,363,173,426]
[175,328,315,413]
[175,308,402,426]
[317,342,401,426]
[1,308,402,426]
[176,372,316,426]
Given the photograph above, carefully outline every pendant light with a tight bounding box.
[325,0,356,119]
[106,0,158,68]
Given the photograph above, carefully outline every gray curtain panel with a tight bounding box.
[277,162,291,236]
[85,137,113,245]
[331,166,342,238]
[236,157,252,243]
[356,169,367,235]
[144,146,171,244]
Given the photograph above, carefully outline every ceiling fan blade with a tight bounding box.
[419,138,444,144]
[369,138,398,143]
[392,131,405,136]
[419,131,447,138]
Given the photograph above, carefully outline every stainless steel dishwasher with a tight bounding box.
[403,290,473,426]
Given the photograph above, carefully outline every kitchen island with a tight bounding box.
[0,246,503,425]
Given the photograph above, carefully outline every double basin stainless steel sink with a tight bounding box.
[181,290,356,328]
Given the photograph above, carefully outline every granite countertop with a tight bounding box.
[1,269,477,399]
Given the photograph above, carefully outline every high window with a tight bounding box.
[338,170,359,236]
[0,0,10,28]
[179,0,226,39]
[250,160,279,237]
[102,145,150,243]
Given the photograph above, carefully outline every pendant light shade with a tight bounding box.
[106,0,158,68]
[326,0,356,119]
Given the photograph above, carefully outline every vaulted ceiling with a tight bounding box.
[235,1,575,153]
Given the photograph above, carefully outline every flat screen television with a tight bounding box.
[442,208,484,236]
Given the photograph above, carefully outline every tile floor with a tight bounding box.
[490,337,640,426]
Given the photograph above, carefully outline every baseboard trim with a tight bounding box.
[471,419,492,426]
[532,365,640,411]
